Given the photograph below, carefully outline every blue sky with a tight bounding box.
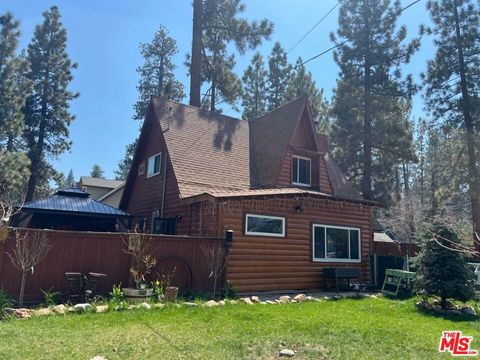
[1,0,433,180]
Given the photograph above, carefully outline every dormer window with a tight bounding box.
[292,155,311,186]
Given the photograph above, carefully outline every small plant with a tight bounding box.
[108,283,128,311]
[122,230,157,289]
[151,279,163,302]
[222,280,238,299]
[159,266,176,292]
[0,288,13,318]
[40,288,61,307]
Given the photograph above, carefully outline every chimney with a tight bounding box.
[316,133,329,153]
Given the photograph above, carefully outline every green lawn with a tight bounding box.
[0,297,478,359]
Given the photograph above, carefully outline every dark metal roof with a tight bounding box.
[21,187,132,218]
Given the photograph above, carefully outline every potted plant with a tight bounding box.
[122,230,157,303]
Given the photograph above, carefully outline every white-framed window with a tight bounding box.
[312,224,361,263]
[245,214,285,237]
[138,162,145,176]
[147,153,162,178]
[293,155,311,186]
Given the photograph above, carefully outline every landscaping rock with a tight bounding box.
[290,300,297,303]
[293,294,307,302]
[5,308,32,319]
[53,304,66,314]
[332,295,343,300]
[90,356,108,360]
[229,300,238,305]
[152,303,165,309]
[266,300,277,305]
[219,300,226,306]
[240,297,254,305]
[73,303,92,312]
[449,309,463,316]
[183,302,198,307]
[251,296,260,303]
[279,349,295,357]
[138,302,151,310]
[35,308,52,316]
[204,300,219,307]
[323,296,331,300]
[278,296,291,304]
[461,306,477,316]
[96,305,108,313]
[260,301,268,305]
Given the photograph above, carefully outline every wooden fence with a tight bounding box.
[0,228,225,302]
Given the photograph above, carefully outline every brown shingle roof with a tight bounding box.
[131,97,368,204]
[324,153,363,201]
[152,98,251,198]
[249,96,307,188]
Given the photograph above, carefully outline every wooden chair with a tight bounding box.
[84,272,107,300]
[65,272,84,303]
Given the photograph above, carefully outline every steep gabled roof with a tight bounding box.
[249,96,309,188]
[151,97,251,198]
[324,153,363,201]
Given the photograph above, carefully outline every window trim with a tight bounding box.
[146,152,162,178]
[311,223,361,263]
[292,155,312,187]
[245,213,286,238]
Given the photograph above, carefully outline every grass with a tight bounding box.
[0,297,478,359]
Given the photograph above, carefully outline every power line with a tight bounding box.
[287,1,341,55]
[297,0,423,69]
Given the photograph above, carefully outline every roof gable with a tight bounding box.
[152,97,251,198]
[249,96,308,188]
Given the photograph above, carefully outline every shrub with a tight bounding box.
[40,288,61,307]
[0,288,13,318]
[414,223,476,309]
[108,283,128,311]
[222,280,238,299]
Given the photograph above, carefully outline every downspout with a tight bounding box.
[160,153,168,218]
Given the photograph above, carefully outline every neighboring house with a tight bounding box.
[78,177,124,201]
[98,183,125,208]
[12,188,132,232]
[120,96,377,292]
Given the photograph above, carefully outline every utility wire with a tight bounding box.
[297,0,423,69]
[287,1,341,54]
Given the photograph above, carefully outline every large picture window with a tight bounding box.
[147,153,162,177]
[245,214,285,237]
[293,156,311,186]
[312,224,360,262]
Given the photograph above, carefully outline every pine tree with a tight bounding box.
[133,26,185,121]
[330,0,420,200]
[199,0,273,112]
[23,6,78,201]
[423,0,480,236]
[241,52,267,120]
[266,42,291,111]
[90,164,104,179]
[285,57,329,123]
[0,13,31,192]
[414,223,475,309]
[65,169,74,187]
[115,140,137,181]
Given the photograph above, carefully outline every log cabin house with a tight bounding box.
[120,95,377,292]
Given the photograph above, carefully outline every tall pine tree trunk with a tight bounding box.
[453,1,480,240]
[189,0,202,108]
[362,0,373,200]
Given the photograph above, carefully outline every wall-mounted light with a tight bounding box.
[294,204,304,213]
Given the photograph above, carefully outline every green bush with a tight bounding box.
[0,288,13,318]
[222,280,238,299]
[40,288,61,307]
[108,283,128,311]
[414,223,476,309]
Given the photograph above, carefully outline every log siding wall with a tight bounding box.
[220,198,373,292]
